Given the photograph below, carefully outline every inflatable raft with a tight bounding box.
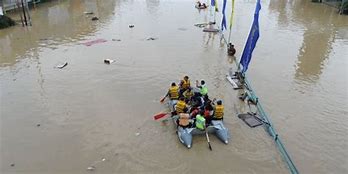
[168,100,229,149]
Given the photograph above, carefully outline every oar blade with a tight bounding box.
[208,143,212,151]
[154,113,167,120]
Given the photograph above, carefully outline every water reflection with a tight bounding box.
[269,0,344,84]
[296,29,333,82]
[146,0,160,15]
[0,0,116,66]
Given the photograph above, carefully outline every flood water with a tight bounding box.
[1,0,347,173]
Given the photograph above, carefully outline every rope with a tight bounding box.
[219,17,300,174]
[243,77,299,174]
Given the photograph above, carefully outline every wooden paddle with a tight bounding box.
[205,126,212,151]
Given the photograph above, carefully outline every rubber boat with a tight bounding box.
[167,100,230,149]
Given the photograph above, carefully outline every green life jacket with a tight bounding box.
[200,85,208,96]
[196,114,206,130]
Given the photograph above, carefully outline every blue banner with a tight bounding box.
[221,0,227,31]
[240,0,261,73]
[211,0,215,6]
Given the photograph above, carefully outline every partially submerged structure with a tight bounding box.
[313,0,348,14]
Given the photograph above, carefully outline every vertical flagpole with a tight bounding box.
[227,0,235,43]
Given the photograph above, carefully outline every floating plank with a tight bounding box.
[226,74,242,89]
[203,28,219,33]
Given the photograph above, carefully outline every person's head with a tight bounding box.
[217,100,222,105]
[179,97,185,101]
[184,76,189,80]
[171,82,176,86]
[183,108,188,113]
[187,88,191,92]
[201,80,205,85]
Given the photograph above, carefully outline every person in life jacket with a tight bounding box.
[204,101,214,124]
[213,100,224,120]
[166,82,179,100]
[179,76,191,96]
[189,107,200,119]
[183,88,194,101]
[195,113,206,130]
[175,97,187,114]
[176,108,192,128]
[195,80,208,97]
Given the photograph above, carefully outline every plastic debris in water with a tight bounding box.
[135,132,140,136]
[129,24,134,28]
[104,59,115,64]
[37,124,41,127]
[87,166,95,171]
[84,12,94,15]
[56,62,68,69]
[91,17,99,21]
[112,39,121,41]
[10,163,15,167]
[146,37,157,41]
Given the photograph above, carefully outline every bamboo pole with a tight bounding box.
[24,0,32,26]
[16,0,24,26]
[21,0,27,26]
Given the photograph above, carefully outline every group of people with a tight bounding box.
[196,1,208,9]
[163,76,224,130]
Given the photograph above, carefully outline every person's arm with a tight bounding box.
[196,80,200,88]
[165,90,170,97]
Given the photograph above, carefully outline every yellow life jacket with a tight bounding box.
[182,79,190,89]
[176,100,186,113]
[169,86,179,100]
[183,90,194,99]
[214,105,224,119]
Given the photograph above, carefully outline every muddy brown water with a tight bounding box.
[1,0,347,173]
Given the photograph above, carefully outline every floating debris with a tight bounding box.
[178,27,187,31]
[82,39,107,46]
[129,24,134,28]
[84,12,94,15]
[104,59,115,64]
[10,163,15,167]
[146,37,157,41]
[203,27,219,33]
[135,132,140,136]
[91,17,99,21]
[36,124,41,127]
[111,39,121,41]
[87,166,95,171]
[56,62,68,69]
